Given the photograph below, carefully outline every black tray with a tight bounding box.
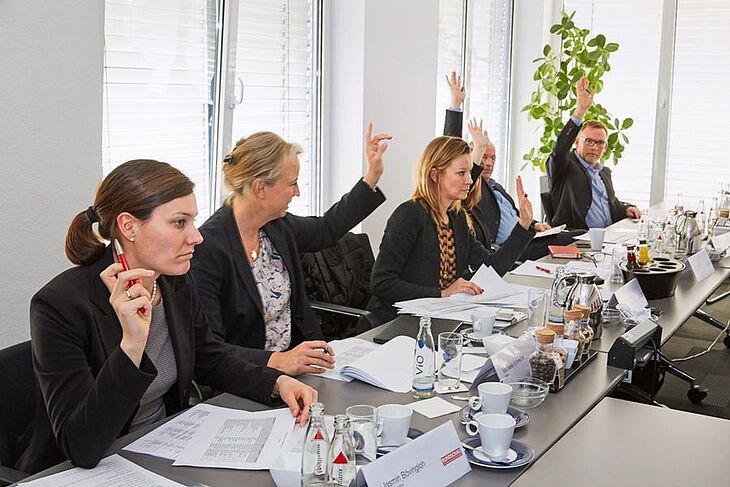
[550,348,598,393]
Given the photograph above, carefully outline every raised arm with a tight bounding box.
[444,71,465,137]
[547,77,593,180]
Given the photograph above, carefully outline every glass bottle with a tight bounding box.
[626,245,639,270]
[638,239,650,266]
[530,329,559,385]
[546,323,567,389]
[327,415,355,487]
[564,309,585,364]
[574,305,594,362]
[302,403,329,487]
[412,316,436,398]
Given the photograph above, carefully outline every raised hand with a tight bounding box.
[467,118,490,167]
[574,76,594,120]
[515,176,535,230]
[99,263,156,366]
[363,122,392,189]
[446,71,466,109]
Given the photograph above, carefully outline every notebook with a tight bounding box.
[548,244,582,259]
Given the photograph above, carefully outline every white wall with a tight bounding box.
[0,1,103,348]
[323,0,441,254]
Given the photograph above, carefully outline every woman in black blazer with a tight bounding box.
[191,125,389,375]
[368,136,536,323]
[16,160,316,474]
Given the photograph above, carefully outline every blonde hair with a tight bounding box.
[578,119,608,135]
[222,131,302,196]
[412,136,474,230]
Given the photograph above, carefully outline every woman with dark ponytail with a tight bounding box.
[16,159,317,474]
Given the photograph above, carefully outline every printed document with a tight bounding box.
[124,403,233,460]
[18,454,184,487]
[173,407,295,469]
[312,338,380,382]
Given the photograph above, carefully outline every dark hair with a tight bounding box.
[65,159,195,265]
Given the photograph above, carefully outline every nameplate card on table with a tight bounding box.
[361,421,470,487]
[609,278,649,318]
[711,231,730,253]
[687,249,714,281]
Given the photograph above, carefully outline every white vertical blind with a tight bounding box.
[466,0,513,182]
[435,0,466,133]
[230,0,316,216]
[103,0,214,220]
[563,0,664,211]
[664,0,730,210]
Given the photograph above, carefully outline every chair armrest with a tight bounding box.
[0,464,29,484]
[309,300,380,332]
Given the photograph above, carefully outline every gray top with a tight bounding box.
[129,299,178,431]
[513,397,730,486]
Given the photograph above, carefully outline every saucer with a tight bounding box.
[459,405,529,428]
[376,428,423,456]
[462,437,534,469]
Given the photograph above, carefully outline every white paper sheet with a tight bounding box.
[687,249,715,281]
[612,278,650,318]
[311,338,380,382]
[533,224,567,239]
[173,408,295,470]
[406,397,461,419]
[338,335,415,393]
[19,454,185,487]
[124,403,233,460]
[450,265,520,303]
[510,260,564,278]
[575,228,636,244]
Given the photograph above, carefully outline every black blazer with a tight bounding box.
[547,119,632,229]
[191,179,385,363]
[367,200,533,323]
[15,247,282,474]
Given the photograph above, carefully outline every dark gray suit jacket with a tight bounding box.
[191,179,385,364]
[17,247,282,474]
[547,119,632,229]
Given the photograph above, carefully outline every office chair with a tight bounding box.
[0,341,34,485]
[302,232,379,340]
[539,175,555,224]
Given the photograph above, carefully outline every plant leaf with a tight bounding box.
[621,118,634,129]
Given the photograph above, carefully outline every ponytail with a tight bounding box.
[65,209,105,265]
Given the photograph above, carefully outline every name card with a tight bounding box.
[711,232,730,253]
[361,421,470,487]
[687,249,714,281]
[609,278,649,318]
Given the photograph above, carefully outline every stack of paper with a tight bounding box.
[338,335,415,393]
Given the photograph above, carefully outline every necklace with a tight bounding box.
[246,233,261,262]
[150,280,158,305]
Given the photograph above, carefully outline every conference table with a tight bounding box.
[18,213,730,486]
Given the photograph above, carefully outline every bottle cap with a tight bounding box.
[563,309,583,321]
[535,328,556,344]
[547,322,565,335]
[573,304,591,318]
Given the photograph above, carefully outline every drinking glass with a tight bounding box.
[345,405,378,465]
[527,289,548,333]
[437,332,463,391]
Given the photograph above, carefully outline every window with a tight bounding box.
[435,0,514,182]
[103,0,216,220]
[103,0,321,221]
[230,0,320,216]
[563,0,664,211]
[664,0,730,209]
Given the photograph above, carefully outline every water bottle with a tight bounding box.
[327,415,355,487]
[301,402,329,487]
[411,316,436,398]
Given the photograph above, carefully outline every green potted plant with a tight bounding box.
[522,11,633,171]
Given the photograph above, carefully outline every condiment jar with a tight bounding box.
[574,305,594,362]
[530,329,559,385]
[546,323,567,389]
[564,309,586,364]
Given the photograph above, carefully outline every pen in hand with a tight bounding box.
[113,238,147,315]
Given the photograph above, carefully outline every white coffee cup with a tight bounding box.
[377,404,413,447]
[477,413,516,461]
[471,308,497,338]
[589,227,606,252]
[468,382,513,414]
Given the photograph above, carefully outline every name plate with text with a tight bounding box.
[361,421,470,487]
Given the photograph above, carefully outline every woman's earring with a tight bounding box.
[130,236,135,242]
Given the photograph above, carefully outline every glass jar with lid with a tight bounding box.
[574,304,594,362]
[564,309,585,364]
[530,329,559,386]
[546,323,567,389]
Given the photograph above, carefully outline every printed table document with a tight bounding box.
[18,454,184,487]
[173,407,295,469]
[124,403,233,460]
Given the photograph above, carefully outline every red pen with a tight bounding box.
[535,265,553,274]
[113,239,146,315]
